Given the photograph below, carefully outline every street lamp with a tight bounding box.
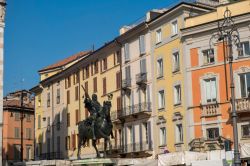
[209,7,242,166]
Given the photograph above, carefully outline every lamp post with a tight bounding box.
[209,7,242,166]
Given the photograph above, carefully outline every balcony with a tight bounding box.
[122,79,131,90]
[111,111,122,123]
[37,152,62,160]
[136,73,147,85]
[235,98,250,113]
[119,102,152,120]
[201,103,220,117]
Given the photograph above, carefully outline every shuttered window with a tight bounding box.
[140,59,146,74]
[93,77,97,93]
[103,77,107,95]
[75,86,79,101]
[67,113,70,127]
[117,97,121,111]
[124,43,130,62]
[85,81,88,94]
[75,109,79,124]
[125,66,131,80]
[67,90,70,104]
[139,35,145,55]
[116,71,121,89]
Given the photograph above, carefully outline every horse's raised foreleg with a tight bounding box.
[92,139,100,158]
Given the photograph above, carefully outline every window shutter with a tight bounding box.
[132,125,135,151]
[125,66,131,79]
[75,109,79,124]
[139,35,145,55]
[103,77,106,95]
[67,90,70,104]
[147,121,152,148]
[85,81,88,94]
[117,97,121,111]
[116,72,121,89]
[140,59,146,74]
[125,43,130,61]
[93,77,97,93]
[147,85,151,111]
[139,124,142,150]
[131,90,134,113]
[124,127,127,152]
[205,80,211,102]
[211,79,217,101]
[75,86,79,101]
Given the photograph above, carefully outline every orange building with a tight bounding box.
[2,90,35,165]
[182,1,250,156]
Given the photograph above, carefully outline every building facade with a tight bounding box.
[182,0,250,158]
[31,42,121,159]
[2,90,35,165]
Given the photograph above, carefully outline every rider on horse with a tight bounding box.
[84,94,101,140]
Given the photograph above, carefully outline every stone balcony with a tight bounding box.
[201,102,220,117]
[122,78,131,90]
[136,73,147,85]
[235,98,250,113]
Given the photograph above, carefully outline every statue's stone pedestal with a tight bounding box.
[71,158,114,166]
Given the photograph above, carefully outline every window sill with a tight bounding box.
[175,142,184,146]
[201,62,215,67]
[241,136,250,140]
[157,75,164,80]
[171,34,178,38]
[172,70,180,74]
[159,144,167,148]
[140,52,146,57]
[236,55,250,60]
[158,107,165,111]
[174,103,182,108]
[155,41,162,45]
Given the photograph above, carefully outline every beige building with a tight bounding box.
[31,41,121,159]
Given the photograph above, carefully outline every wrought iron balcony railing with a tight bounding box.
[136,73,147,85]
[235,98,250,113]
[122,78,131,89]
[123,141,153,153]
[201,102,220,117]
[37,152,62,160]
[119,102,152,119]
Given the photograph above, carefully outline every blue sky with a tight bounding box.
[4,0,176,95]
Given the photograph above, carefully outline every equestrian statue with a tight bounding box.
[77,85,114,158]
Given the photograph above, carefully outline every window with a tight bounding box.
[158,90,165,109]
[173,52,180,72]
[103,77,107,95]
[93,77,97,93]
[75,109,80,125]
[239,72,250,98]
[206,128,219,140]
[124,43,130,62]
[65,136,70,150]
[140,59,146,74]
[75,86,79,101]
[116,71,121,89]
[85,81,88,94]
[117,97,121,111]
[157,58,163,78]
[75,72,79,84]
[67,90,70,104]
[175,124,183,143]
[143,123,148,144]
[94,61,99,74]
[65,76,71,89]
[125,66,131,80]
[202,49,214,65]
[15,127,20,138]
[26,128,32,139]
[174,84,181,105]
[139,35,145,55]
[114,51,121,65]
[26,145,32,160]
[160,127,166,146]
[239,41,250,57]
[38,115,41,129]
[15,112,20,121]
[26,114,31,122]
[56,89,60,104]
[72,134,76,150]
[67,113,70,127]
[86,65,90,79]
[102,58,107,71]
[128,126,133,144]
[241,125,250,138]
[14,144,21,160]
[203,78,217,103]
[172,20,178,35]
[38,95,41,107]
[156,29,162,44]
[47,92,50,107]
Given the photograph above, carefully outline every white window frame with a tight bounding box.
[159,127,166,146]
[175,123,183,143]
[139,35,146,55]
[174,84,181,105]
[158,90,165,109]
[239,41,250,57]
[124,43,130,62]
[157,58,163,78]
[172,51,180,72]
[156,29,162,44]
[239,72,250,98]
[202,48,215,65]
[171,20,178,36]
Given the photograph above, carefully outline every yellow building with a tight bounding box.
[148,2,212,153]
[31,44,121,159]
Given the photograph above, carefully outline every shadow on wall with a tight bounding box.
[3,143,23,166]
[35,107,69,160]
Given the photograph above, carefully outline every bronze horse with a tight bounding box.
[77,100,113,158]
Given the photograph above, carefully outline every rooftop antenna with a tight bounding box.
[92,44,95,52]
